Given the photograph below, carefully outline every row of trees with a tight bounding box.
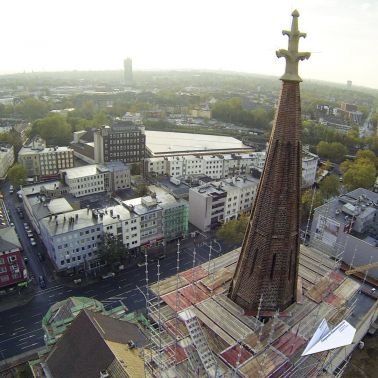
[212,98,272,130]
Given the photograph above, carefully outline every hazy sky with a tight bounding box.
[1,0,377,88]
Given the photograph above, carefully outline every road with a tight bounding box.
[0,235,230,360]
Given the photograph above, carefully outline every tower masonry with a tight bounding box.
[228,10,310,312]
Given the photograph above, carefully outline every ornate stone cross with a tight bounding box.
[276,9,311,82]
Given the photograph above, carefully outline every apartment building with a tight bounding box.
[18,136,74,178]
[145,149,318,188]
[189,176,259,232]
[310,188,378,279]
[39,205,138,272]
[0,201,27,289]
[94,120,145,164]
[61,162,130,198]
[0,143,14,179]
[38,192,187,272]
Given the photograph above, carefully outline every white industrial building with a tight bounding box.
[189,176,259,232]
[145,148,318,188]
[61,162,130,198]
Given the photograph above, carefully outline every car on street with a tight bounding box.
[101,272,115,279]
[19,212,24,219]
[27,230,33,237]
[37,252,45,261]
[38,275,46,289]
[30,238,37,246]
[24,223,30,230]
[9,185,14,194]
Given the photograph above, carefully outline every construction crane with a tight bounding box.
[345,261,378,275]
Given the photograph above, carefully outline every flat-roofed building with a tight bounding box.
[146,149,318,187]
[94,120,145,164]
[62,162,130,198]
[189,176,258,231]
[310,188,378,279]
[18,136,74,178]
[145,130,253,157]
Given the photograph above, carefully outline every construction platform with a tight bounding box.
[144,245,378,378]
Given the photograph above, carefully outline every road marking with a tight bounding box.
[105,288,117,294]
[14,327,25,331]
[31,313,43,318]
[20,342,38,350]
[12,319,22,324]
[0,333,5,336]
[19,335,35,341]
[84,289,95,294]
[0,327,43,345]
[66,289,73,293]
[33,321,41,325]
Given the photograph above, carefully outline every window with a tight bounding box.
[0,275,9,282]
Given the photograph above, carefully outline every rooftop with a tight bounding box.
[44,309,147,378]
[40,204,132,236]
[315,188,378,228]
[145,130,252,157]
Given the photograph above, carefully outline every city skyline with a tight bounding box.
[1,0,377,89]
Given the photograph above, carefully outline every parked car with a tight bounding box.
[38,275,46,289]
[27,231,33,238]
[23,223,29,229]
[101,272,115,280]
[30,238,36,246]
[9,185,14,194]
[19,212,24,219]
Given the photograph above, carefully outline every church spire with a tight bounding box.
[228,11,309,313]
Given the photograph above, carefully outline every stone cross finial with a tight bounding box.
[276,9,311,82]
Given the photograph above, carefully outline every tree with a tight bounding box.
[131,163,141,175]
[355,149,377,167]
[301,189,324,222]
[97,233,127,268]
[7,164,27,188]
[0,130,23,156]
[135,183,148,197]
[31,114,72,145]
[319,175,340,199]
[316,141,347,161]
[215,214,249,245]
[341,150,377,191]
[15,97,49,120]
[343,164,376,191]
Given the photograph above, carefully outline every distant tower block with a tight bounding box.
[347,80,352,89]
[124,58,133,85]
[228,10,310,312]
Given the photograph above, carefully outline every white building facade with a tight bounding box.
[189,176,259,232]
[145,149,318,188]
[0,143,15,178]
[61,162,131,198]
[18,137,74,177]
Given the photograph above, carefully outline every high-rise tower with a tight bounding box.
[124,57,133,85]
[228,10,310,312]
